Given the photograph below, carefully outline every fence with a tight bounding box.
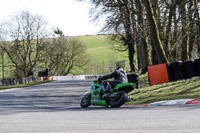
[0,77,40,87]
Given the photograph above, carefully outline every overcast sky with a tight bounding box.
[0,0,103,36]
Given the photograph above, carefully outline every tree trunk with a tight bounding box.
[180,1,189,61]
[119,0,136,72]
[135,0,149,73]
[172,5,178,61]
[165,2,176,62]
[188,0,195,59]
[194,0,200,57]
[139,38,149,72]
[126,32,136,72]
[152,45,158,65]
[142,0,168,64]
[1,51,5,80]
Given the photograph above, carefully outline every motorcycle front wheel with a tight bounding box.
[80,93,91,108]
[109,90,128,108]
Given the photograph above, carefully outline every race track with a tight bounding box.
[0,80,200,133]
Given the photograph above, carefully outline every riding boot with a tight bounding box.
[102,94,109,99]
[106,85,113,93]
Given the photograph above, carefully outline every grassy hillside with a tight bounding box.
[127,74,200,105]
[78,35,129,69]
[0,35,129,78]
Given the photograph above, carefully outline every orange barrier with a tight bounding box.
[148,63,169,86]
[49,77,53,80]
[40,77,53,81]
[40,77,43,81]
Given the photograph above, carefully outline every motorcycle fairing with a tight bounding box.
[90,83,108,106]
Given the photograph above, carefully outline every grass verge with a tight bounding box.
[127,75,200,105]
[0,80,53,91]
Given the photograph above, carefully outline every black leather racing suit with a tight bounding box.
[98,69,128,88]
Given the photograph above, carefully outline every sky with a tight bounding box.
[0,0,103,36]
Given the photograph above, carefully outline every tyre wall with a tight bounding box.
[167,58,200,82]
[168,61,185,82]
[147,58,200,86]
[127,73,140,89]
[194,59,200,76]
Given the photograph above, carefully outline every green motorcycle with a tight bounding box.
[80,80,136,108]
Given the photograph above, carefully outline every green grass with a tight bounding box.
[77,35,107,49]
[0,80,53,91]
[78,35,128,65]
[127,75,200,105]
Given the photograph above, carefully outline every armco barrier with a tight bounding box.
[0,75,100,87]
[52,75,101,80]
[85,75,102,80]
[52,75,85,80]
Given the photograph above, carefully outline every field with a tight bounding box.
[77,35,129,68]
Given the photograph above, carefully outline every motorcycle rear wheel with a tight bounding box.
[109,90,128,108]
[80,93,91,108]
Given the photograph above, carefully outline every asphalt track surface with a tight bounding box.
[0,80,200,133]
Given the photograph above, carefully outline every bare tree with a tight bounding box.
[0,11,49,77]
[43,34,89,76]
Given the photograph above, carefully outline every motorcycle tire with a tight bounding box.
[80,93,91,108]
[109,90,128,108]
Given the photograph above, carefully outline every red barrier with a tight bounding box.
[148,63,169,86]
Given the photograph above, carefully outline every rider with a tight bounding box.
[98,66,128,93]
